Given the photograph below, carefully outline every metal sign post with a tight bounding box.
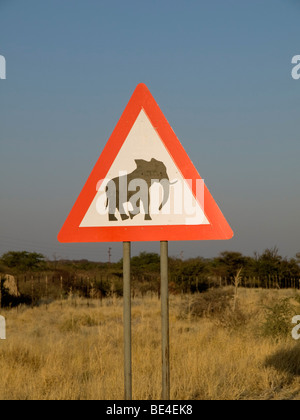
[160,240,170,400]
[123,241,132,400]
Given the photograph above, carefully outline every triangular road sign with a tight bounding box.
[58,83,233,243]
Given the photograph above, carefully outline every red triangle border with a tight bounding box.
[58,83,233,243]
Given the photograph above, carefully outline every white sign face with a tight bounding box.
[80,110,209,228]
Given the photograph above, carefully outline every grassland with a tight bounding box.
[0,288,300,400]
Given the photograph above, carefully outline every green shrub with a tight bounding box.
[261,298,295,340]
[179,287,234,320]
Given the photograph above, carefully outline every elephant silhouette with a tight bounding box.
[105,158,174,221]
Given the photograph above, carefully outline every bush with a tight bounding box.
[261,298,296,340]
[179,287,234,320]
[1,251,46,271]
[178,287,250,330]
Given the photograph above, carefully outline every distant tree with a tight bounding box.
[279,258,300,280]
[173,257,207,278]
[130,252,160,274]
[170,257,209,293]
[1,251,46,272]
[212,251,248,281]
[255,247,282,281]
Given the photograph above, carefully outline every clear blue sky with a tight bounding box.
[0,0,299,262]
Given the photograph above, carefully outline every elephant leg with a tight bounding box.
[129,193,151,220]
[118,202,129,221]
[107,198,118,221]
[106,181,118,221]
[143,192,152,221]
[108,201,118,221]
[121,213,129,221]
[129,199,140,219]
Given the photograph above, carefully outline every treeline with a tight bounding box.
[0,248,300,307]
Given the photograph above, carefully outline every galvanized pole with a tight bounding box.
[160,240,170,400]
[123,241,132,400]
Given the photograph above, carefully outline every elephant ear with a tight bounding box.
[150,158,166,168]
[134,159,148,168]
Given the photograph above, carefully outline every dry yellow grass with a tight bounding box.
[0,288,300,400]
